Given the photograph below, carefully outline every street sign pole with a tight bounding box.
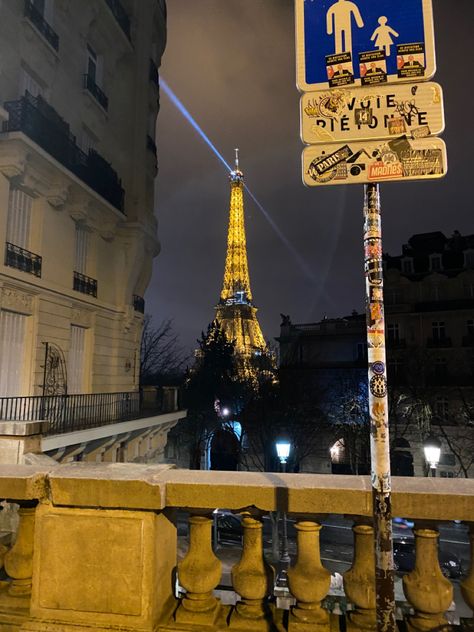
[363,183,395,632]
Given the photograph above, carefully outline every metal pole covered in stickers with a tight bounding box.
[364,183,395,632]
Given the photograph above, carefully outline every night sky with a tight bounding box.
[147,0,474,355]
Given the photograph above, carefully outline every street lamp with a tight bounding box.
[423,434,441,476]
[275,437,291,568]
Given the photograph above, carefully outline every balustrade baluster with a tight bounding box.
[461,522,474,614]
[175,514,222,626]
[4,503,36,596]
[403,526,452,632]
[287,519,330,630]
[343,520,377,630]
[230,513,274,627]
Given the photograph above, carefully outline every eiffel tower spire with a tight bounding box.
[216,150,266,367]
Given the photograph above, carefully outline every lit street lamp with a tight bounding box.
[423,434,441,476]
[275,437,291,568]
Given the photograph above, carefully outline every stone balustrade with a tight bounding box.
[0,464,472,632]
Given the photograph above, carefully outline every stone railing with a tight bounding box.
[0,465,472,632]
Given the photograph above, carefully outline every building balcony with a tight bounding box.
[83,74,109,111]
[24,0,59,51]
[146,134,157,155]
[387,338,407,349]
[73,271,97,297]
[0,467,472,631]
[427,337,452,349]
[104,0,131,41]
[2,93,124,212]
[463,334,474,347]
[0,387,180,436]
[149,59,159,85]
[133,294,145,313]
[4,241,42,277]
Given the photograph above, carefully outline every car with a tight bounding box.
[393,539,463,579]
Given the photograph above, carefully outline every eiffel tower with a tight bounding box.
[215,150,267,374]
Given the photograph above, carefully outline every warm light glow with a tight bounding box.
[330,439,345,463]
[222,407,230,417]
[276,441,291,463]
[424,445,441,469]
[423,435,441,469]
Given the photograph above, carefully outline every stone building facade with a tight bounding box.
[0,0,166,398]
[278,231,474,478]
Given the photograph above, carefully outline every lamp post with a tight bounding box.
[275,438,291,568]
[423,434,441,477]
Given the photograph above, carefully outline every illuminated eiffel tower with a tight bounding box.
[215,150,267,374]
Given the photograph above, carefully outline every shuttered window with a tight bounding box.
[6,189,33,249]
[0,310,27,397]
[74,224,88,275]
[68,325,86,394]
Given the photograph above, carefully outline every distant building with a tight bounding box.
[0,1,186,464]
[277,231,474,478]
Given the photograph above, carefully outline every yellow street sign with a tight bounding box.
[302,136,447,186]
[300,82,444,145]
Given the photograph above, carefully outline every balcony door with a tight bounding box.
[68,325,87,394]
[0,310,27,397]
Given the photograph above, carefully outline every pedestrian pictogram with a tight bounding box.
[296,0,436,92]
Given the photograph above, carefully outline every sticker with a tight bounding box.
[326,52,355,88]
[411,125,431,139]
[371,401,385,423]
[307,144,353,180]
[360,50,387,86]
[365,258,383,285]
[397,43,426,79]
[388,118,407,135]
[370,287,383,302]
[370,374,387,398]
[372,361,385,375]
[355,107,374,126]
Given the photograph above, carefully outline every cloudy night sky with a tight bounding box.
[147,0,473,355]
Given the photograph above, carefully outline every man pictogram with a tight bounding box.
[326,0,364,55]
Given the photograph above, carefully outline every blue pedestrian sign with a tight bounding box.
[296,0,436,92]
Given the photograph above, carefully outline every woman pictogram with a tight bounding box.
[371,16,399,57]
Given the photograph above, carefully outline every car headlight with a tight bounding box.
[448,561,457,567]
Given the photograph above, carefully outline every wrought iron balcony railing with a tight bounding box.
[104,0,131,41]
[427,336,452,348]
[149,59,159,85]
[83,74,109,111]
[3,93,124,212]
[0,387,180,434]
[462,334,474,347]
[146,135,157,154]
[5,242,42,277]
[73,271,97,297]
[133,294,145,313]
[24,0,59,51]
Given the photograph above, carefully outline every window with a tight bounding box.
[401,258,414,274]
[67,325,87,394]
[435,396,449,419]
[387,323,400,342]
[440,471,455,478]
[86,44,103,86]
[80,127,97,154]
[20,67,43,98]
[430,254,442,272]
[439,453,456,467]
[356,342,367,361]
[468,320,474,336]
[385,289,402,305]
[74,224,88,275]
[0,310,28,397]
[6,188,33,249]
[434,358,448,379]
[432,321,446,341]
[464,250,474,269]
[388,358,404,377]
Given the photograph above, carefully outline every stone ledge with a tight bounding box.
[0,421,49,437]
[0,464,471,522]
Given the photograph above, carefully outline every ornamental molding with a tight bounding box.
[1,286,35,315]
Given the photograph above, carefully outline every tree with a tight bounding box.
[140,315,187,385]
[180,320,250,469]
